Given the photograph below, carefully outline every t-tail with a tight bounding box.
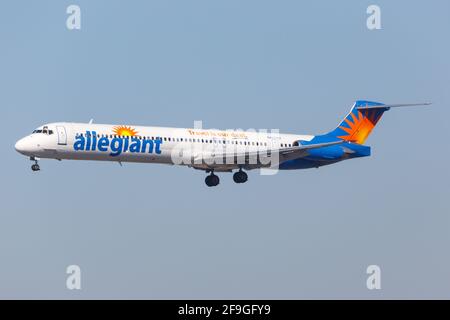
[319,100,431,145]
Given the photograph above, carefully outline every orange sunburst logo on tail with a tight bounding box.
[113,125,138,137]
[337,109,382,144]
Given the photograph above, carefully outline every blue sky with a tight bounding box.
[1,0,449,298]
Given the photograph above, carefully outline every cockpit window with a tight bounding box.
[32,129,54,135]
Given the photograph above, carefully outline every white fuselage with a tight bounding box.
[15,122,314,172]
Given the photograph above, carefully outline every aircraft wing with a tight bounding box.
[277,140,344,160]
[195,140,344,171]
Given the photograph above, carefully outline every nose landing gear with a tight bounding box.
[30,157,40,172]
[233,169,248,184]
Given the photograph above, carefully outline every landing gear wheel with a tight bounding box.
[233,170,248,183]
[205,173,220,187]
[31,157,40,172]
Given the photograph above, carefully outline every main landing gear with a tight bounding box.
[205,172,220,187]
[30,157,40,172]
[233,169,248,184]
[204,169,248,187]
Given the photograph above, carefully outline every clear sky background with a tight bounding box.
[1,0,449,299]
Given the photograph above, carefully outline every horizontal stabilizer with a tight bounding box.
[356,102,431,110]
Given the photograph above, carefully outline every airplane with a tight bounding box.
[15,100,429,187]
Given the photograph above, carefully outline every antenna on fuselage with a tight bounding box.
[88,119,94,124]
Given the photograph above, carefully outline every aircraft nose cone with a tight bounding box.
[15,138,25,153]
[15,137,31,155]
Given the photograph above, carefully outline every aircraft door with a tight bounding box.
[56,126,67,145]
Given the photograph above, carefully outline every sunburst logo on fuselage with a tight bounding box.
[113,125,138,137]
